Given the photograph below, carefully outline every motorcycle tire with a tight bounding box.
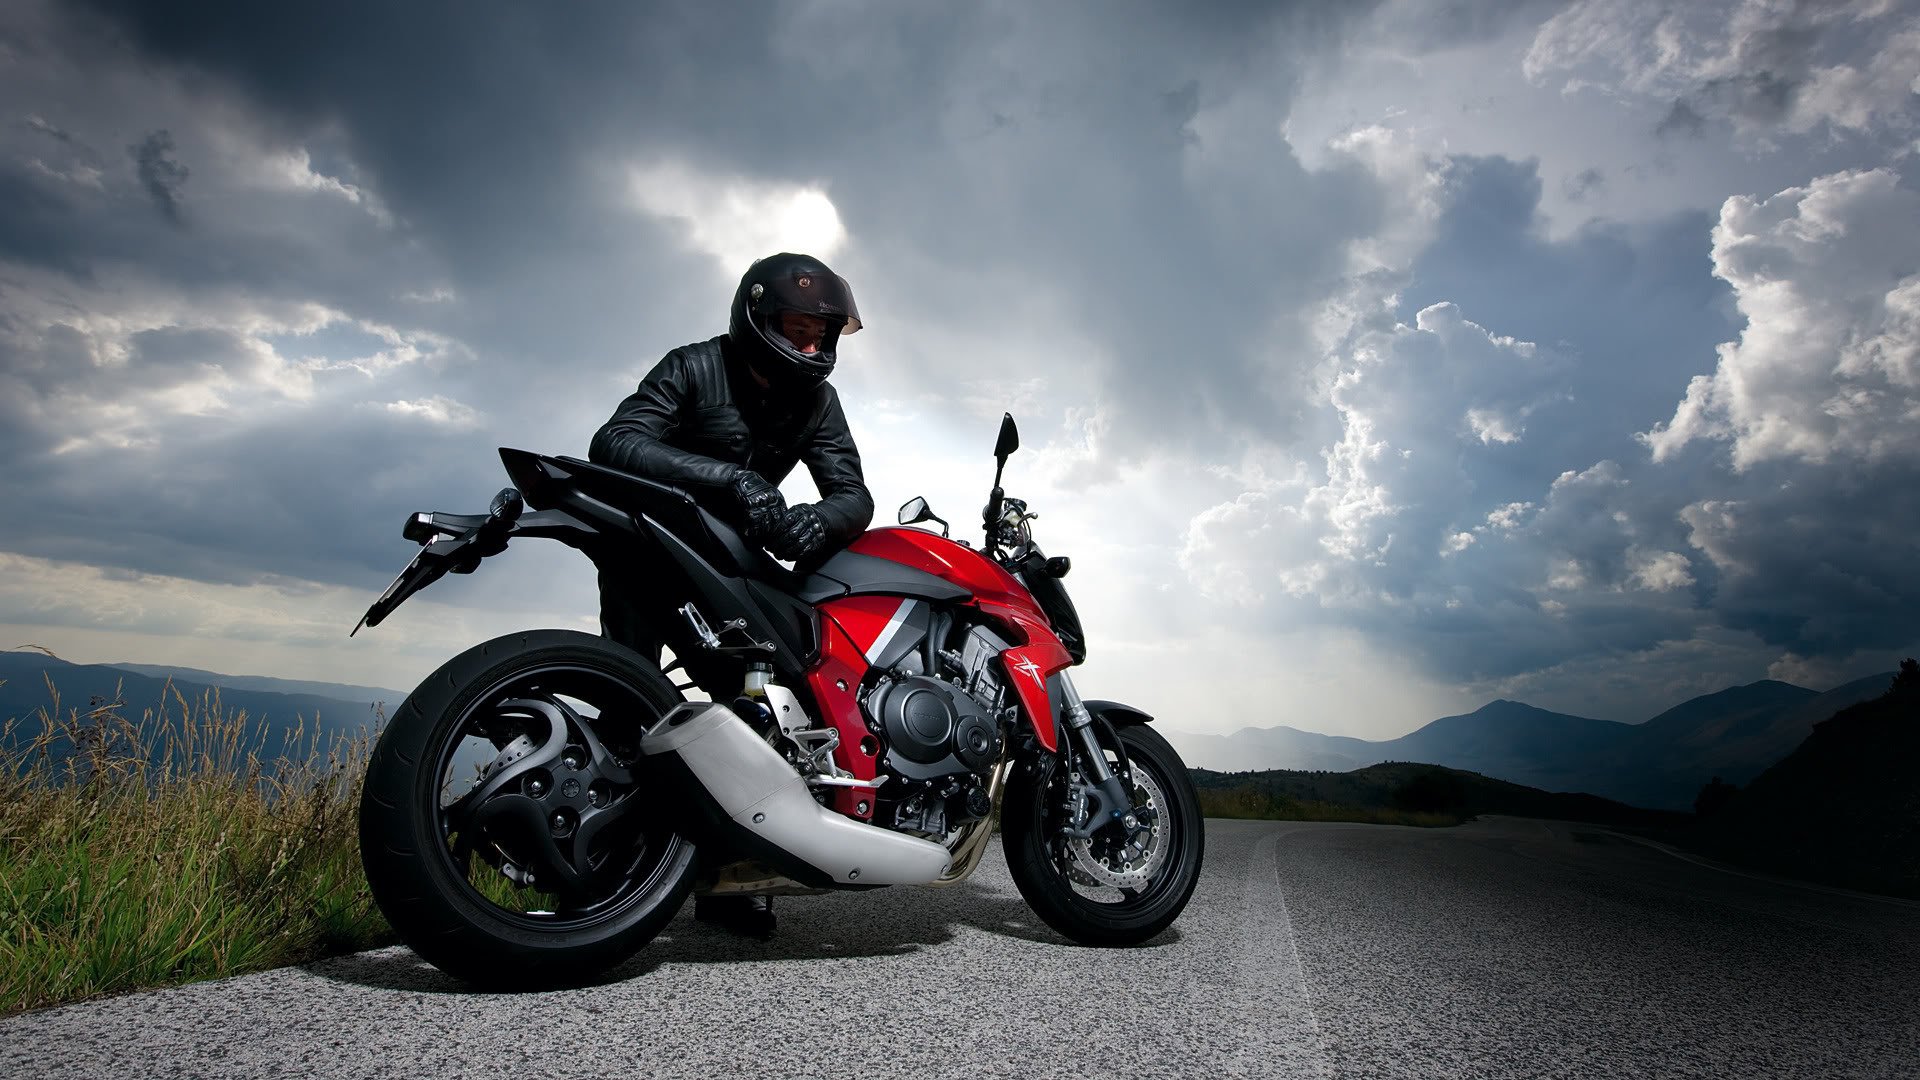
[358,629,697,988]
[1001,721,1205,946]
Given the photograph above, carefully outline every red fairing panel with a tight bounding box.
[846,528,1053,627]
[804,610,881,822]
[1000,639,1070,752]
[845,527,1068,752]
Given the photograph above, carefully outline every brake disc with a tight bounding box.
[1063,764,1168,890]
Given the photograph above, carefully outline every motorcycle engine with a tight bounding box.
[867,676,1001,780]
[862,619,1011,838]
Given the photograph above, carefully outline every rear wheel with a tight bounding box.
[1001,721,1204,946]
[358,629,697,988]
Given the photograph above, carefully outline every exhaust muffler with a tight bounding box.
[639,701,951,887]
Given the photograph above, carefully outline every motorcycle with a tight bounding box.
[353,413,1203,986]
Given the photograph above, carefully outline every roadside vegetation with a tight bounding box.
[1679,659,1919,899]
[0,670,392,1015]
[1191,761,1693,831]
[1195,784,1465,827]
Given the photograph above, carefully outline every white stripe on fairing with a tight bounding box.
[865,598,917,663]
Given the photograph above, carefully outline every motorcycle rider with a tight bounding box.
[589,252,875,939]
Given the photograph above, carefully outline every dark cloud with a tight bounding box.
[1185,147,1915,703]
[130,129,187,224]
[7,0,1913,718]
[52,0,1399,465]
[1370,0,1574,53]
[1403,155,1738,494]
[0,165,88,274]
[0,0,1401,605]
[1562,166,1604,200]
[1655,101,1708,139]
[1699,69,1800,127]
[24,115,77,144]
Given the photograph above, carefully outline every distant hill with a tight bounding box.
[1164,674,1894,811]
[1633,680,1818,747]
[1683,667,1920,899]
[1191,761,1689,830]
[105,663,408,709]
[0,652,384,774]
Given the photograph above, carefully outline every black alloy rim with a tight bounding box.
[429,662,683,931]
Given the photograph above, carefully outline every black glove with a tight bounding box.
[731,470,787,539]
[768,503,828,562]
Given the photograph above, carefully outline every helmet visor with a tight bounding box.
[752,267,862,334]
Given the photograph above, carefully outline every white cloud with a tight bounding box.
[1626,546,1694,592]
[1642,169,1920,468]
[1484,501,1534,531]
[627,160,847,273]
[1525,0,1919,138]
[1181,299,1565,608]
[1677,498,1748,576]
[380,395,484,428]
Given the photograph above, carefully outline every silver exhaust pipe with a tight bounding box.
[639,701,951,886]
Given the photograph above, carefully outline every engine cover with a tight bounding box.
[866,675,1003,781]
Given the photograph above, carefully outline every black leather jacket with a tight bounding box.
[589,335,874,547]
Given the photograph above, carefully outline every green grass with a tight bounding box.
[0,673,394,1015]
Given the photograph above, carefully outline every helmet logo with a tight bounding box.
[797,276,812,288]
[750,284,764,301]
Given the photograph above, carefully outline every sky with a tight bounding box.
[1,0,1916,740]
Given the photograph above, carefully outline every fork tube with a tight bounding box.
[1057,673,1115,784]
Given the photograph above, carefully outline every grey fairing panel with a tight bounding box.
[809,550,971,603]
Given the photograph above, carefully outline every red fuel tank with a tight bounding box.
[844,527,1047,630]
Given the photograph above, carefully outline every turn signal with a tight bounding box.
[1046,556,1071,578]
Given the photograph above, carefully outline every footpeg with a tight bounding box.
[678,603,775,654]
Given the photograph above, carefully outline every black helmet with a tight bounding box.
[728,252,862,390]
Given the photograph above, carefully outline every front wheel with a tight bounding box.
[1001,721,1204,946]
[358,629,698,988]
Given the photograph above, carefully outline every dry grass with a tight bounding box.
[0,673,394,1015]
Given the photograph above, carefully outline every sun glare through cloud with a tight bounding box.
[627,160,848,272]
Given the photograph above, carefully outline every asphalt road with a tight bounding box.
[3,817,1915,1079]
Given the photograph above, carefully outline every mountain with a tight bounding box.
[1383,699,1636,794]
[1164,674,1896,811]
[1163,725,1375,775]
[1165,700,1637,797]
[0,652,384,772]
[105,663,408,709]
[1632,679,1818,748]
[1684,669,1920,898]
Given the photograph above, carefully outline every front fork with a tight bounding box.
[1056,673,1142,841]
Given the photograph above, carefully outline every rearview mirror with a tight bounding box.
[898,496,949,537]
[994,413,1019,460]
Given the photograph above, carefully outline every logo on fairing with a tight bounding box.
[1011,656,1045,688]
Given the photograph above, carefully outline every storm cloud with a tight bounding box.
[2,0,1915,732]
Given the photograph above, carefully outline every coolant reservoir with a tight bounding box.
[737,662,777,735]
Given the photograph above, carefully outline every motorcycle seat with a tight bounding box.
[551,456,845,603]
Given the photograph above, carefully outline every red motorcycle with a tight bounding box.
[354,414,1203,986]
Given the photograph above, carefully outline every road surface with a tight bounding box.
[3,817,1914,1078]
